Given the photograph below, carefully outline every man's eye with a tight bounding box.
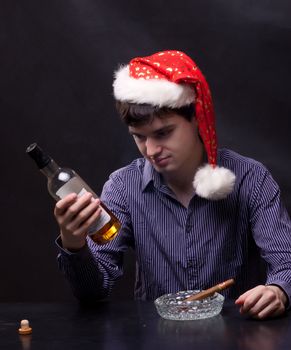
[157,129,172,138]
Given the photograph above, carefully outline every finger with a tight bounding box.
[245,295,272,317]
[239,293,263,314]
[253,300,285,320]
[235,289,254,305]
[72,206,103,236]
[66,198,101,232]
[54,193,78,216]
[61,192,96,224]
[60,201,102,248]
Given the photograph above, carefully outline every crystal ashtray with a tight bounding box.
[154,290,225,321]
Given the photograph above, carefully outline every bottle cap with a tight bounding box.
[26,143,52,169]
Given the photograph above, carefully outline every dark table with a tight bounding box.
[0,301,290,350]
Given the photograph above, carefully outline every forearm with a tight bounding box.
[250,170,291,308]
[56,237,121,302]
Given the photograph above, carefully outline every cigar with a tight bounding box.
[185,278,235,301]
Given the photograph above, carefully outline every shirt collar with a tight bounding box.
[141,149,224,193]
[142,159,163,192]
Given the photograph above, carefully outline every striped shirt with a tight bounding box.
[57,149,291,303]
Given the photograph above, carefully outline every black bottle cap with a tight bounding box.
[26,143,52,169]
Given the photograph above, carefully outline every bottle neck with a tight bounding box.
[40,160,59,178]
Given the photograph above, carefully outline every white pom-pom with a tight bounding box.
[193,164,236,200]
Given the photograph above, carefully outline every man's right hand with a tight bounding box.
[54,192,102,251]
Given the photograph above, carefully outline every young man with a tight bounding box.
[55,50,291,319]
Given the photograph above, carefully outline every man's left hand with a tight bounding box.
[235,285,287,319]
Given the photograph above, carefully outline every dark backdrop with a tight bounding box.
[1,0,290,301]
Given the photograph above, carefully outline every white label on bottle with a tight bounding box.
[56,179,111,234]
[77,188,89,197]
[56,177,86,199]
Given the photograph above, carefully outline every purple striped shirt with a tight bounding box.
[57,149,291,303]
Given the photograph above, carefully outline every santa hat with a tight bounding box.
[113,50,236,200]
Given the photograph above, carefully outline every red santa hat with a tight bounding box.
[113,50,236,200]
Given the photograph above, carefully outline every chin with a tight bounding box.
[153,164,175,174]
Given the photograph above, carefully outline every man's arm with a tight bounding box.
[238,167,291,319]
[55,173,133,302]
[56,234,126,302]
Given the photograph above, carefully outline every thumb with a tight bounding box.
[235,289,254,305]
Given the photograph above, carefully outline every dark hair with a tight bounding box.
[115,101,195,126]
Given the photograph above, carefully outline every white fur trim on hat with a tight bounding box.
[193,164,236,200]
[113,65,195,108]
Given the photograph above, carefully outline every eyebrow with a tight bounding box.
[129,124,175,136]
[128,130,141,136]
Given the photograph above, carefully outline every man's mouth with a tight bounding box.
[150,156,170,167]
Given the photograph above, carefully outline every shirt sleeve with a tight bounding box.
[56,171,133,302]
[249,167,291,306]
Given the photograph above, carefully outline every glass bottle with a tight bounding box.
[26,143,120,244]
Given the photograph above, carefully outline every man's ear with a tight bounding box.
[191,116,199,133]
[192,116,198,127]
[192,117,203,143]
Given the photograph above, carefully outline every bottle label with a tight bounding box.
[56,177,89,198]
[78,188,111,235]
[56,179,111,234]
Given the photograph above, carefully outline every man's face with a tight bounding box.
[128,113,203,175]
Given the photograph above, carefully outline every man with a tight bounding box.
[55,50,291,319]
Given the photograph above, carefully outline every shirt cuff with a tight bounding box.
[55,235,92,260]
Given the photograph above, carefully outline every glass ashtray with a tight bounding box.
[154,290,225,321]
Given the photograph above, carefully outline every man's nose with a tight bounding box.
[145,138,162,157]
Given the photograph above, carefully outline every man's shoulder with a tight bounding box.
[218,148,267,174]
[109,158,146,180]
[101,158,146,198]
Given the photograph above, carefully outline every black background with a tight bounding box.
[0,0,290,301]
